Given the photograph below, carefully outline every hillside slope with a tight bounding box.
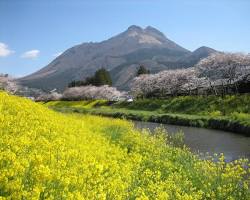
[0,92,249,199]
[19,26,216,91]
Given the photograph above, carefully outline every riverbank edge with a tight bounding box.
[50,106,250,136]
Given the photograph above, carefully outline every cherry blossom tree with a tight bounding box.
[0,74,19,94]
[196,52,250,94]
[131,68,201,98]
[62,85,125,101]
[131,52,250,98]
[36,92,62,102]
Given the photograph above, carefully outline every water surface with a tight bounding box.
[133,121,250,161]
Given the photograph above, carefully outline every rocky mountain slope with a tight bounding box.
[19,25,217,91]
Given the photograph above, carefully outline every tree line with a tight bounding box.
[68,65,150,87]
[68,68,112,87]
[131,53,250,98]
[37,52,250,101]
[36,66,150,101]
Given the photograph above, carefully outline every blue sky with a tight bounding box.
[0,0,250,77]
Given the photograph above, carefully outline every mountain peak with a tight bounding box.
[20,26,215,92]
[126,25,165,37]
[145,26,163,34]
[127,25,143,32]
[124,25,164,45]
[123,25,173,46]
[193,46,217,55]
[144,26,167,40]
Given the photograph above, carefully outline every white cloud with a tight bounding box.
[21,49,40,59]
[0,42,14,57]
[53,52,63,57]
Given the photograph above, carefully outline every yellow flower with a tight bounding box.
[0,91,249,199]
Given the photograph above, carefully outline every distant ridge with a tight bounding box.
[19,25,217,91]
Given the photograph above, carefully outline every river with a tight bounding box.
[133,121,250,162]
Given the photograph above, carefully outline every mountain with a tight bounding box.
[19,25,217,91]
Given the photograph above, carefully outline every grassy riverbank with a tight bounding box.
[1,91,250,199]
[44,95,250,136]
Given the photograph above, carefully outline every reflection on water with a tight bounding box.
[133,121,250,162]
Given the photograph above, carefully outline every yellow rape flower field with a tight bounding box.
[0,91,249,200]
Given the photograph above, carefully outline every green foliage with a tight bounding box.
[209,111,222,117]
[231,112,250,121]
[92,68,112,86]
[67,80,85,87]
[114,95,250,116]
[136,65,150,76]
[152,126,184,148]
[44,94,250,135]
[68,68,112,87]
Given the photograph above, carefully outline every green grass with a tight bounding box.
[43,94,250,135]
[113,95,250,115]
